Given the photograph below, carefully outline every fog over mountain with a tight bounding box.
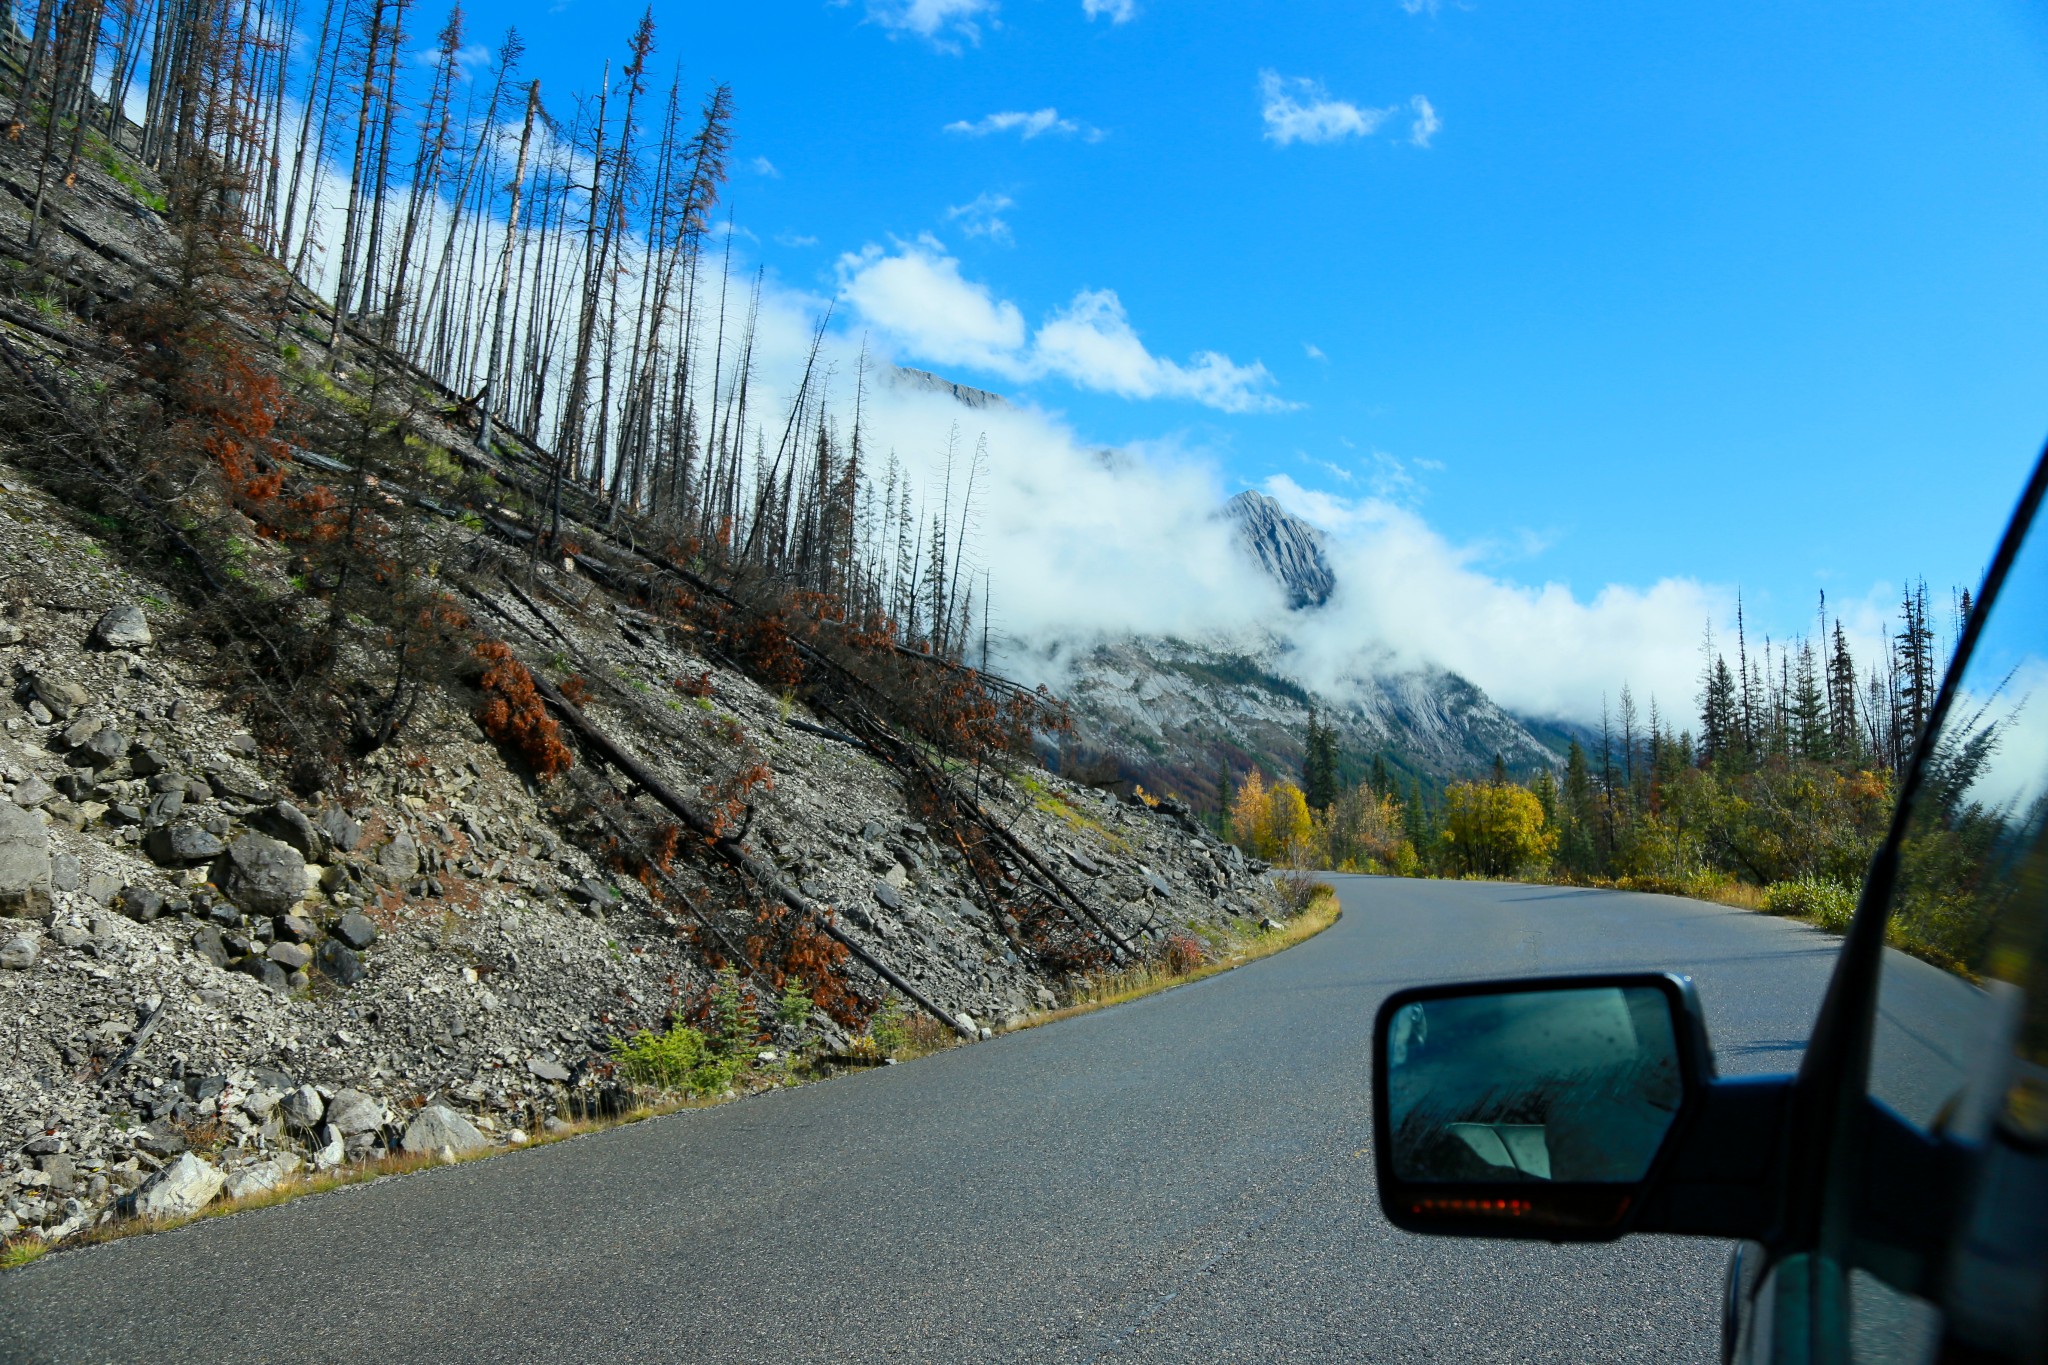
[846,356,1726,763]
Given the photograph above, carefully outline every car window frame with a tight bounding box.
[1778,447,2048,1318]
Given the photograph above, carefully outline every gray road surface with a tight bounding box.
[0,876,1856,1364]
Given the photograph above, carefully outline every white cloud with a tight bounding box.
[1408,94,1440,148]
[1400,0,1439,14]
[1083,0,1136,21]
[867,0,995,49]
[1259,70,1395,145]
[1257,477,1729,722]
[835,241,1289,413]
[775,231,819,248]
[835,238,1029,373]
[944,108,1102,141]
[946,191,1015,244]
[1034,290,1291,412]
[751,155,782,178]
[829,361,1748,727]
[1303,341,1327,361]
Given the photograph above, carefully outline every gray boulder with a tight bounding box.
[871,880,903,912]
[190,924,230,969]
[274,912,317,943]
[221,1153,299,1201]
[117,886,164,922]
[266,940,312,971]
[206,766,273,804]
[217,833,307,915]
[236,955,290,993]
[323,1090,384,1138]
[10,775,52,809]
[373,829,419,884]
[146,822,226,866]
[332,911,378,950]
[128,1153,223,1220]
[92,604,152,650]
[315,939,365,986]
[253,801,325,860]
[28,672,88,721]
[281,1084,324,1129]
[132,1125,189,1158]
[0,932,38,970]
[72,726,128,769]
[0,800,52,918]
[400,1104,489,1157]
[316,807,364,853]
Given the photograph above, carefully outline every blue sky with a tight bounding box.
[458,0,2048,708]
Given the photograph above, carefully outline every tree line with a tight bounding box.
[1220,585,1974,924]
[1,0,995,661]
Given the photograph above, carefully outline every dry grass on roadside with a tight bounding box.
[1018,889,1342,1032]
[4,1087,766,1266]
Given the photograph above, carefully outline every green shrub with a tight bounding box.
[776,976,815,1027]
[609,1023,742,1096]
[1762,875,1858,932]
[869,997,909,1056]
[707,966,758,1058]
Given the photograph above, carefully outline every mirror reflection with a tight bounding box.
[1385,986,1683,1184]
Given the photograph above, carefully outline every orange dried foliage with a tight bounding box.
[473,641,573,779]
[559,675,592,706]
[747,902,860,1027]
[702,762,773,841]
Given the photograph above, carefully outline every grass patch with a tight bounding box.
[95,145,167,213]
[1,1238,50,1270]
[1018,888,1341,1032]
[1017,771,1131,854]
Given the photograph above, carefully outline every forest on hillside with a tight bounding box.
[1,0,1003,658]
[0,0,1179,1012]
[1228,583,2012,972]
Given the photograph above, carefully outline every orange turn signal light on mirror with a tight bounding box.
[1407,1197,1534,1218]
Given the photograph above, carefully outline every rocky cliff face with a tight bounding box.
[1051,633,1559,802]
[1222,491,1334,611]
[888,367,1010,411]
[0,447,1271,1250]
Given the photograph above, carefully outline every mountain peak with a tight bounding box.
[888,366,1010,411]
[1224,490,1335,610]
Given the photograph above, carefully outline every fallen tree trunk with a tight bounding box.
[527,672,977,1040]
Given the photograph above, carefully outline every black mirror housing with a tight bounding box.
[1373,972,1718,1242]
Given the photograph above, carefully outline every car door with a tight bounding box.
[1723,449,2048,1365]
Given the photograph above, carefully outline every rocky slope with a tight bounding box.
[0,463,1272,1244]
[0,146,1279,1244]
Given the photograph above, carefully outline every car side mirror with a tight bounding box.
[1373,973,1716,1241]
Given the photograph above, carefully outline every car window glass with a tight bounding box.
[1866,511,2048,1139]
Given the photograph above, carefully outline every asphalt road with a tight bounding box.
[0,876,1857,1364]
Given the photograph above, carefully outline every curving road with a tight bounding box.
[0,876,1853,1364]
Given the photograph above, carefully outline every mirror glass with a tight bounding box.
[1384,985,1683,1183]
